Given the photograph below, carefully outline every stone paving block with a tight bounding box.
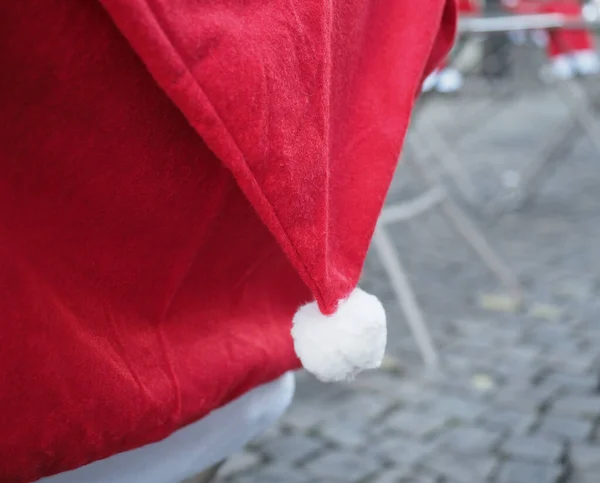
[421,452,498,482]
[534,374,569,397]
[549,394,600,420]
[491,383,558,412]
[293,370,354,401]
[443,340,502,360]
[435,427,503,456]
[259,433,323,464]
[399,476,440,483]
[225,464,312,483]
[369,467,414,483]
[442,354,474,375]
[334,393,393,422]
[383,410,449,440]
[529,323,571,342]
[455,319,523,344]
[500,435,564,463]
[496,460,565,483]
[388,380,437,404]
[318,419,367,448]
[281,405,324,432]
[251,425,282,444]
[478,408,535,434]
[426,394,486,424]
[303,450,382,482]
[369,436,433,467]
[218,450,262,478]
[504,346,541,366]
[570,444,600,471]
[535,415,594,443]
[571,471,600,483]
[491,392,544,412]
[351,371,406,396]
[482,364,528,386]
[554,279,593,303]
[541,351,598,374]
[420,374,490,402]
[253,464,314,483]
[542,372,599,394]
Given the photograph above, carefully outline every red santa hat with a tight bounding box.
[1,1,456,480]
[100,0,457,382]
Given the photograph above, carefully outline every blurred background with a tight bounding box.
[217,1,600,481]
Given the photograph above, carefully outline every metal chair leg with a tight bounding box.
[437,196,523,304]
[556,80,600,157]
[407,153,524,304]
[372,226,440,370]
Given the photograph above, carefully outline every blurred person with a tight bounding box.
[0,1,457,482]
[503,0,600,78]
[542,0,600,78]
[423,0,482,93]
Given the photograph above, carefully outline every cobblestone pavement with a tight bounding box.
[217,50,600,482]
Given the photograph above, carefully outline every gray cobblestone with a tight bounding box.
[492,383,558,412]
[500,435,564,463]
[370,467,415,483]
[479,408,536,434]
[529,325,572,347]
[421,452,498,482]
[570,444,600,471]
[555,279,593,302]
[541,372,599,394]
[223,464,312,483]
[549,394,600,420]
[281,405,324,432]
[435,427,503,455]
[535,416,594,443]
[425,395,486,424]
[318,419,366,448]
[383,411,449,440]
[382,380,440,406]
[257,464,315,483]
[260,434,323,464]
[369,436,432,467]
[218,450,262,478]
[541,352,599,374]
[398,476,440,483]
[478,408,535,434]
[496,461,565,483]
[333,393,392,421]
[571,472,600,483]
[303,450,381,481]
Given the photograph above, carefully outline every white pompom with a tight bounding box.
[291,288,387,382]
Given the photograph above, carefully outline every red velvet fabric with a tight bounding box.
[0,1,455,481]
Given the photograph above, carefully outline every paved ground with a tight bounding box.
[216,47,600,482]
